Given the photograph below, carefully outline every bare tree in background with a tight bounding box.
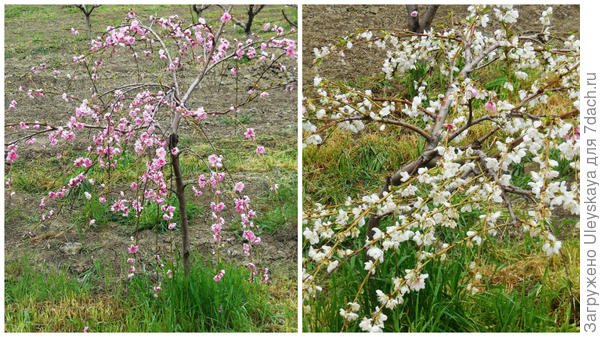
[406,5,439,33]
[191,4,210,21]
[215,5,266,36]
[75,4,100,40]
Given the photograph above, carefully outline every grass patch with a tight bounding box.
[303,129,419,204]
[254,177,297,233]
[5,255,292,332]
[303,238,579,332]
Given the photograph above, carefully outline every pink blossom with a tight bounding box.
[230,67,238,76]
[170,147,180,156]
[168,222,177,230]
[84,192,92,200]
[130,182,138,191]
[128,244,139,254]
[211,202,226,213]
[99,195,107,203]
[221,12,232,24]
[485,100,497,113]
[270,184,279,192]
[243,243,251,256]
[242,230,261,244]
[213,269,225,282]
[259,91,269,98]
[192,186,203,197]
[84,326,89,333]
[255,146,266,155]
[198,174,207,188]
[71,27,79,35]
[244,128,256,140]
[410,10,419,17]
[261,268,271,283]
[74,157,93,168]
[467,86,479,98]
[444,123,455,131]
[247,47,256,59]
[262,22,271,31]
[159,49,167,60]
[89,219,96,226]
[73,55,86,64]
[127,257,135,264]
[208,154,223,168]
[286,44,296,58]
[9,100,17,109]
[167,269,173,278]
[234,182,245,193]
[566,125,580,140]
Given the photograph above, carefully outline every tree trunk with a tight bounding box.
[245,5,265,36]
[405,5,439,33]
[169,133,191,275]
[85,14,92,41]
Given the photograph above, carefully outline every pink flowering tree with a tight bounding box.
[303,6,578,331]
[5,6,296,285]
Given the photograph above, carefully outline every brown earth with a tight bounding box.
[302,5,580,84]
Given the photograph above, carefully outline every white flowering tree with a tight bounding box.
[303,6,579,331]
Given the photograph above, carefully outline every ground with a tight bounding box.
[302,5,580,85]
[4,5,297,332]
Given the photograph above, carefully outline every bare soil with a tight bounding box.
[302,5,580,84]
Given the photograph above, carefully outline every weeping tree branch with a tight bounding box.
[282,5,298,28]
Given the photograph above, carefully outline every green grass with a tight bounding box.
[5,255,289,332]
[303,130,419,205]
[303,238,579,332]
[254,177,297,233]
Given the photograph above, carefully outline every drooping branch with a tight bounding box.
[282,5,297,28]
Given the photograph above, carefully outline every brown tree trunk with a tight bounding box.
[85,14,92,41]
[405,5,439,33]
[169,133,191,275]
[244,5,265,36]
